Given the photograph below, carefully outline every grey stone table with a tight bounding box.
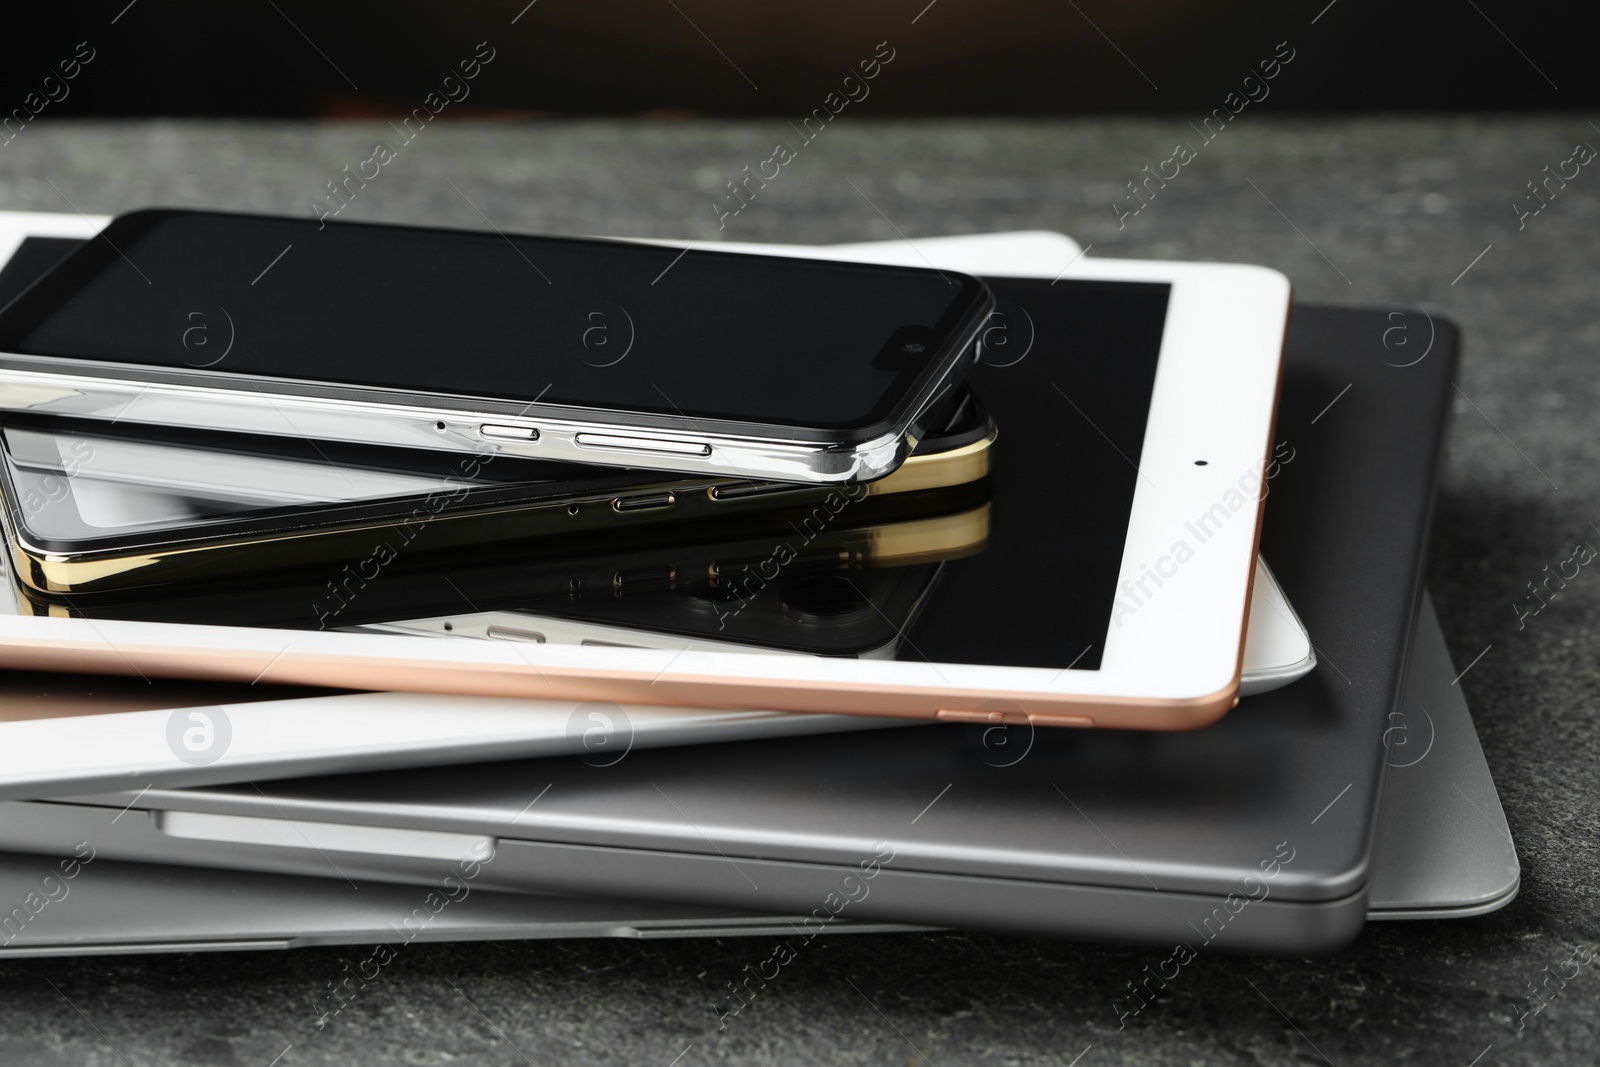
[0,118,1597,1066]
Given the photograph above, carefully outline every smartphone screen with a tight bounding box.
[0,210,990,432]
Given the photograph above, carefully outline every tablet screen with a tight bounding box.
[3,242,1167,675]
[904,277,1167,669]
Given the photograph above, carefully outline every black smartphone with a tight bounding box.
[0,209,994,483]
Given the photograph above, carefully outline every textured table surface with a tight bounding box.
[0,118,1597,1066]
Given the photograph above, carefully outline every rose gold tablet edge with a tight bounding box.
[0,635,1238,732]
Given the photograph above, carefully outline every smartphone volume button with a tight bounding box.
[611,491,678,513]
[708,480,806,502]
[575,432,711,458]
[480,424,539,441]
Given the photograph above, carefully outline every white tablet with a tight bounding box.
[0,214,1290,733]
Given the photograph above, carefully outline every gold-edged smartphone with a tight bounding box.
[0,389,993,599]
[12,475,992,660]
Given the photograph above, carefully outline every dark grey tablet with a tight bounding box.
[0,304,1489,953]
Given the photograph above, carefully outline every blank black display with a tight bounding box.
[900,277,1168,670]
[0,211,983,429]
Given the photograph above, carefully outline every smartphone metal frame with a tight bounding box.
[0,210,995,484]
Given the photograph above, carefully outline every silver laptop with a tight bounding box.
[0,597,1517,958]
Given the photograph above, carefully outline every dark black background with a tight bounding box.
[1,0,1587,119]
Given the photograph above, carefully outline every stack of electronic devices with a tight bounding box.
[0,209,1514,959]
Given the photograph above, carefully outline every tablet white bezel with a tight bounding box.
[0,213,1287,730]
[0,687,907,803]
